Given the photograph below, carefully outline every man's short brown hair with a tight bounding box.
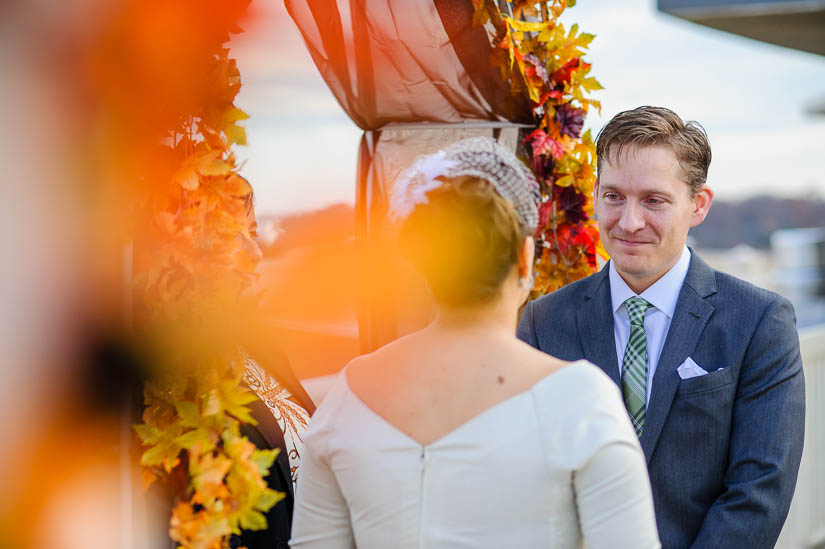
[595,106,711,196]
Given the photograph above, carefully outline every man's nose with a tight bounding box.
[617,202,645,233]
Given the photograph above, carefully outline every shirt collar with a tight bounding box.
[609,247,691,318]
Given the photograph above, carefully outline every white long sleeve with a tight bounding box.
[575,440,661,548]
[290,432,355,548]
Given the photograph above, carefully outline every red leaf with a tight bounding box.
[537,200,553,232]
[536,90,564,106]
[523,129,564,160]
[550,58,581,86]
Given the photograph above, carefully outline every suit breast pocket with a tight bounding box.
[676,365,737,395]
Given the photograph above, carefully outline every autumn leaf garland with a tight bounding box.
[475,0,607,295]
[133,36,282,549]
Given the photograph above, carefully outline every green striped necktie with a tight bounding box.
[622,296,651,437]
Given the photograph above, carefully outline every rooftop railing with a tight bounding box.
[779,323,825,549]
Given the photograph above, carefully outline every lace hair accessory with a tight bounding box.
[389,137,540,231]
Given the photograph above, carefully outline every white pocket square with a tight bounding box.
[677,357,709,380]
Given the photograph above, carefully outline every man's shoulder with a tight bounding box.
[705,265,788,309]
[687,254,794,323]
[520,272,602,350]
[530,270,604,313]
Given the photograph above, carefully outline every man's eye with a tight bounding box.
[604,193,620,201]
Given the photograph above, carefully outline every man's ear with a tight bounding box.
[593,178,600,221]
[519,236,535,279]
[690,186,714,228]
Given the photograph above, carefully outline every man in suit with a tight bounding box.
[518,106,805,548]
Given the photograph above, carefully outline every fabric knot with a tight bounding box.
[625,297,650,327]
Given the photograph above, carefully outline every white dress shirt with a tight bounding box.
[609,247,691,405]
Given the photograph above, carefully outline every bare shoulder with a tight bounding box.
[343,332,420,391]
[492,341,573,389]
[511,338,575,380]
[341,350,379,393]
[512,341,617,394]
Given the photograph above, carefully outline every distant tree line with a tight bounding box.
[259,203,354,257]
[690,195,825,249]
[259,195,825,255]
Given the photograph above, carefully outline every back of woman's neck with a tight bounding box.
[430,305,517,337]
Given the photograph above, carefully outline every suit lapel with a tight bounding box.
[639,252,717,463]
[576,266,620,386]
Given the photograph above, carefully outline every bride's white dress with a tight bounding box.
[291,360,660,548]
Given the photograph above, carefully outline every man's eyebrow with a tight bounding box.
[597,185,678,201]
[597,184,623,194]
[640,188,677,199]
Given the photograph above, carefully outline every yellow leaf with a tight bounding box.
[225,106,249,123]
[191,452,233,489]
[203,391,221,416]
[251,448,279,476]
[227,404,256,425]
[584,98,602,114]
[239,509,267,531]
[173,150,230,189]
[197,155,232,177]
[526,80,541,103]
[556,155,581,174]
[582,76,603,91]
[254,488,285,512]
[578,33,595,47]
[134,423,161,445]
[575,174,594,195]
[174,428,212,451]
[225,123,247,146]
[174,400,200,428]
[222,173,253,198]
[471,1,489,27]
[223,432,256,462]
[140,440,178,469]
[503,17,551,33]
[556,175,574,187]
[174,167,199,190]
[538,24,564,45]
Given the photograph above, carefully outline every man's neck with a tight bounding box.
[617,256,683,295]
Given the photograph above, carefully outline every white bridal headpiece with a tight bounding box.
[389,137,540,231]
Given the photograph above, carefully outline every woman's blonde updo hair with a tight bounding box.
[391,137,540,307]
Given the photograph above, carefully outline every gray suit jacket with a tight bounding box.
[518,252,805,548]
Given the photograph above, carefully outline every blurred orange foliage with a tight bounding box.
[59,1,289,546]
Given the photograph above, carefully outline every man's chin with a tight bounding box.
[611,257,650,278]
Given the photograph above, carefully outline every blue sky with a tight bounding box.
[231,0,825,215]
